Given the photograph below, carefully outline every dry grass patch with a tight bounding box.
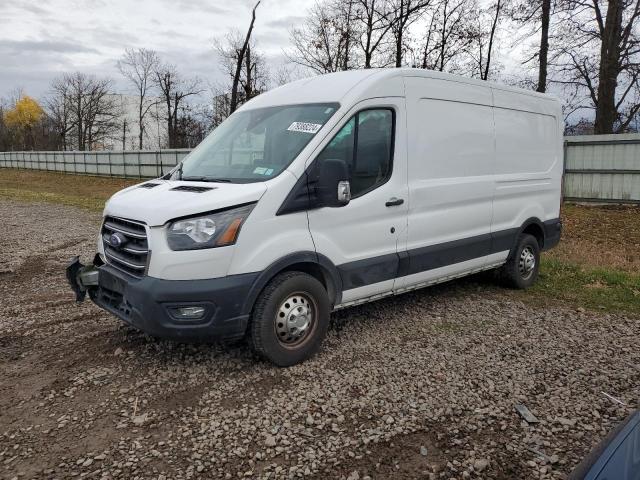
[547,203,640,273]
[0,168,137,212]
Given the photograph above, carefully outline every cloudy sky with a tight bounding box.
[0,0,313,99]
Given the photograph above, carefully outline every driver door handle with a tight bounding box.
[385,197,404,207]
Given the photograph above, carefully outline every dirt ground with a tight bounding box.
[0,198,639,480]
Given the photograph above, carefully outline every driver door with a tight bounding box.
[306,98,408,304]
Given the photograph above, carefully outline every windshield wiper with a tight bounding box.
[181,176,232,183]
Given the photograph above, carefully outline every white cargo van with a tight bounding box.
[67,69,563,366]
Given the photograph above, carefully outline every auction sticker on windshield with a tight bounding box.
[287,122,323,134]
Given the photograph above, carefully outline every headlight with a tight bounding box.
[167,203,255,251]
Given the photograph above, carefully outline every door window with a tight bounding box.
[317,108,394,197]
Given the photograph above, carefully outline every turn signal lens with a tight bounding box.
[216,218,243,246]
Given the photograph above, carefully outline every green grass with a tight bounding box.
[519,257,640,315]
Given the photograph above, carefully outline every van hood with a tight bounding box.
[104,180,268,226]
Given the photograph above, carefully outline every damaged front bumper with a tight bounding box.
[66,255,101,302]
[65,255,257,341]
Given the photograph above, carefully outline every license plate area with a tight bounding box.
[97,268,133,319]
[99,268,127,295]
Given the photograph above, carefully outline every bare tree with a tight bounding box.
[175,103,209,148]
[48,72,120,150]
[418,0,475,72]
[508,0,566,93]
[356,0,395,67]
[389,0,434,67]
[154,64,203,148]
[466,0,503,80]
[228,1,260,114]
[46,83,73,150]
[288,1,360,73]
[553,0,640,133]
[215,32,270,110]
[117,48,160,149]
[272,64,300,86]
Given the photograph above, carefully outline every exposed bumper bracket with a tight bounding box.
[66,256,99,302]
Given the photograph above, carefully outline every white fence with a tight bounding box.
[0,149,190,178]
[564,134,640,204]
[1,134,640,203]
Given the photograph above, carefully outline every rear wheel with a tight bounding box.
[250,271,330,366]
[499,233,540,289]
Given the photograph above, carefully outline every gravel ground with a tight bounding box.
[1,199,638,480]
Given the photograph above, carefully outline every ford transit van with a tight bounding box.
[67,69,563,366]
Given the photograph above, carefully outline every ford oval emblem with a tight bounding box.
[109,232,126,249]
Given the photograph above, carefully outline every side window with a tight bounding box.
[317,108,394,197]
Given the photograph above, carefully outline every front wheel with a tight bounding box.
[250,271,330,367]
[498,233,540,289]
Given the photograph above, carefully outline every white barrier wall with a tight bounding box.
[2,135,640,203]
[0,150,191,178]
[564,134,640,204]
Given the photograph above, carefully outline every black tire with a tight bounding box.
[250,271,330,367]
[498,233,540,289]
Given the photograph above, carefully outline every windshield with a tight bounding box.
[175,103,339,183]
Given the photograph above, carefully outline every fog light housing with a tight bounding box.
[169,305,207,320]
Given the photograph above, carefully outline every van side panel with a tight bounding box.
[397,77,496,289]
[491,89,563,241]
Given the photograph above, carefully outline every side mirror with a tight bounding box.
[317,158,351,207]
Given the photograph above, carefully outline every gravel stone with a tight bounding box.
[0,199,637,480]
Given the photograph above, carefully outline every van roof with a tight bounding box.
[240,68,560,111]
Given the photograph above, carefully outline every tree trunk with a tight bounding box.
[165,93,173,148]
[536,0,551,92]
[364,10,373,68]
[138,97,144,149]
[245,44,252,100]
[172,93,179,148]
[122,119,127,150]
[343,0,353,70]
[594,0,623,134]
[77,94,83,151]
[395,1,405,67]
[482,0,501,80]
[230,1,260,114]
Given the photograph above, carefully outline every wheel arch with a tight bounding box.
[241,251,342,317]
[519,217,546,249]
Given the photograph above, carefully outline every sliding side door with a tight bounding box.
[395,77,497,291]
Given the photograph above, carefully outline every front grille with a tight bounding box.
[101,216,149,277]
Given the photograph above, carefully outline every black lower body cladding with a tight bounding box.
[69,217,562,342]
[89,264,258,341]
[542,218,562,250]
[337,218,563,290]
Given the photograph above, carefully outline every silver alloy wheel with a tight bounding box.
[275,293,315,347]
[519,245,536,280]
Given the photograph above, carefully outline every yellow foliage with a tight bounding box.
[3,95,44,130]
